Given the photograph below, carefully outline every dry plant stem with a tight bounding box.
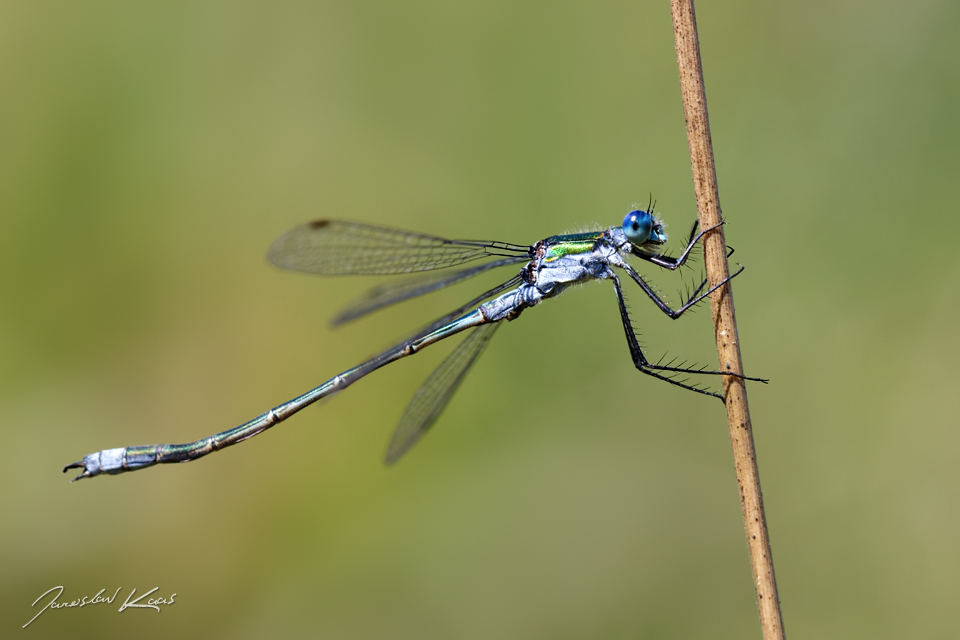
[669,1,786,638]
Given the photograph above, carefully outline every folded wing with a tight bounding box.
[268,220,528,275]
[384,323,500,465]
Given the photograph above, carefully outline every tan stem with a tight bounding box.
[669,1,786,638]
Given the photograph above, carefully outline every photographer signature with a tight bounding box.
[23,585,176,628]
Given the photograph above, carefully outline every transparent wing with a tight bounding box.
[401,275,520,348]
[268,220,528,275]
[384,322,500,465]
[332,256,527,326]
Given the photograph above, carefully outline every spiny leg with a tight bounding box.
[610,274,766,400]
[638,220,724,270]
[618,261,744,320]
[684,220,736,259]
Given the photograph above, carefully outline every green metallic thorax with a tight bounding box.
[541,231,604,263]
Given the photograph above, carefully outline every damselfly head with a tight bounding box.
[622,210,667,249]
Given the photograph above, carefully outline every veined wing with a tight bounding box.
[384,323,500,465]
[268,220,529,275]
[332,256,528,326]
[344,274,521,383]
[402,275,521,345]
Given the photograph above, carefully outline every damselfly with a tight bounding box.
[65,208,765,480]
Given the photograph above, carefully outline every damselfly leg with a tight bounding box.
[65,210,766,480]
[618,260,743,320]
[634,219,723,269]
[610,272,767,399]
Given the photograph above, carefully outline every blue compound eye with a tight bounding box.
[622,210,654,244]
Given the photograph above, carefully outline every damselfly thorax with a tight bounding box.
[65,209,765,481]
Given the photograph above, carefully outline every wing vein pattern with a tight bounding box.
[269,220,528,275]
[332,256,528,325]
[385,322,500,464]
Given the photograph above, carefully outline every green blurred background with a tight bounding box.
[3,1,959,638]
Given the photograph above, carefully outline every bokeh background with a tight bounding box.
[3,1,959,638]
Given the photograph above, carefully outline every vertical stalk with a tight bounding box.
[669,1,786,638]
